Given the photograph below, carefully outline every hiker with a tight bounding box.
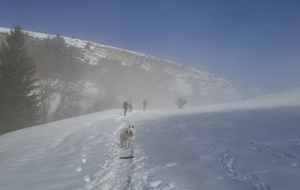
[123,101,128,116]
[128,101,133,113]
[143,100,148,111]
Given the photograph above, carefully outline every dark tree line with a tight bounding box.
[0,25,40,134]
[0,26,87,135]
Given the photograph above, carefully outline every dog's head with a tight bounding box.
[127,125,135,137]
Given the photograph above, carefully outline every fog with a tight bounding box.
[1,25,296,126]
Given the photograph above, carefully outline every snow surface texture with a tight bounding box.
[1,88,300,190]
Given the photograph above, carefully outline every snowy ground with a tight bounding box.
[1,89,300,190]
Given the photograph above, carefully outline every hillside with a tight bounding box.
[0,88,299,190]
[0,26,258,123]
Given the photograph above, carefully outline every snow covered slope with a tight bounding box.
[0,89,300,190]
[0,26,258,108]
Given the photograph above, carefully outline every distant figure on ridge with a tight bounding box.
[123,101,128,116]
[128,101,133,113]
[143,100,148,111]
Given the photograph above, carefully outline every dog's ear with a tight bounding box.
[132,125,134,128]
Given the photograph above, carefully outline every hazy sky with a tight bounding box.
[1,0,299,89]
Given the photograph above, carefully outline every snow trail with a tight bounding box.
[84,115,154,190]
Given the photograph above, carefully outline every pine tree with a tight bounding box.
[0,25,40,134]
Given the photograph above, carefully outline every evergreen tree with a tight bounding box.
[0,25,40,134]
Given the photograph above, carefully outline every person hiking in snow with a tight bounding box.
[128,101,133,113]
[143,100,148,111]
[123,101,129,116]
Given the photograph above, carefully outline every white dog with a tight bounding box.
[120,125,135,149]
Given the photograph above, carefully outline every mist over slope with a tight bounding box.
[0,26,258,118]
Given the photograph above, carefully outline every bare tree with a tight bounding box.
[26,33,87,122]
[52,81,85,121]
[38,78,59,123]
[175,97,188,109]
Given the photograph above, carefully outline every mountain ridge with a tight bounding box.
[0,26,258,121]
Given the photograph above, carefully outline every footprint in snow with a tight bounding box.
[166,162,177,167]
[84,174,91,182]
[292,162,299,168]
[87,135,95,139]
[76,166,82,172]
[254,182,271,190]
[82,158,87,163]
[199,155,213,159]
[150,180,162,188]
